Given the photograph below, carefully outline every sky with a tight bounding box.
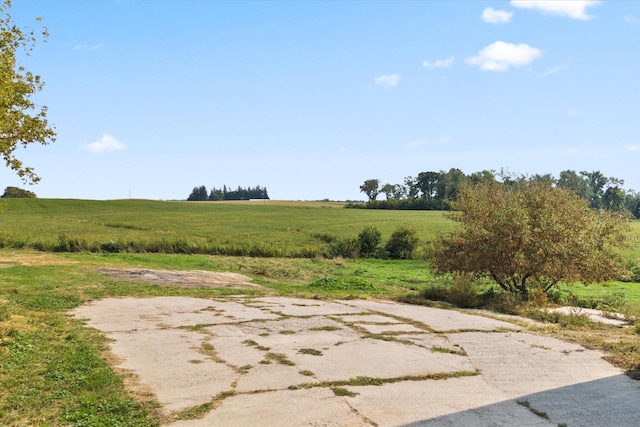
[3,0,640,201]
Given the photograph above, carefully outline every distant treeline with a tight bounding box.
[187,185,269,201]
[351,168,640,219]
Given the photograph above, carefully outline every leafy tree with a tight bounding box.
[385,226,421,259]
[187,185,208,201]
[359,179,380,201]
[380,183,395,201]
[1,1,55,183]
[415,171,441,200]
[430,180,629,298]
[1,185,35,197]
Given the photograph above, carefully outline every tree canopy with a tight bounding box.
[430,180,630,297]
[1,185,35,197]
[0,1,55,183]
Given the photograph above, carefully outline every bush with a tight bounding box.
[385,226,421,259]
[328,237,359,259]
[448,274,479,308]
[358,226,381,258]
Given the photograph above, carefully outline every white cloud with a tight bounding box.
[568,107,579,117]
[374,74,400,88]
[482,7,513,24]
[625,15,638,24]
[628,144,640,152]
[511,0,600,21]
[82,134,125,154]
[541,64,568,76]
[422,56,454,69]
[465,41,543,71]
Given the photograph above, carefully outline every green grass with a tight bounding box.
[0,199,454,257]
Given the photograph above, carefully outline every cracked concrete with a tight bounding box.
[72,296,640,426]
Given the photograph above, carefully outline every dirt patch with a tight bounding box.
[0,251,79,267]
[98,268,262,290]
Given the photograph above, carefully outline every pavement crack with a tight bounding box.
[344,400,379,426]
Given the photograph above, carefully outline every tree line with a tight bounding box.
[187,185,269,201]
[354,168,640,218]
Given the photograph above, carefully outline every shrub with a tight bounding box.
[328,237,359,259]
[357,226,381,258]
[448,274,479,308]
[385,226,421,259]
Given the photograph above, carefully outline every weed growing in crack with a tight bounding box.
[298,348,323,356]
[265,352,295,366]
[517,400,549,419]
[332,387,358,397]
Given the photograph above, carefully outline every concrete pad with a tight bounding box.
[169,388,369,427]
[355,323,425,334]
[338,314,402,324]
[285,339,476,383]
[108,328,237,413]
[340,299,520,331]
[253,297,364,316]
[449,332,621,395]
[346,376,551,426]
[70,296,640,426]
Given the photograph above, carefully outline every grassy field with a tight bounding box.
[0,199,455,257]
[1,199,640,425]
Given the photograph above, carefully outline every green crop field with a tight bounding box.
[0,199,456,257]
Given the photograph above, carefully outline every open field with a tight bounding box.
[0,199,455,257]
[1,200,640,424]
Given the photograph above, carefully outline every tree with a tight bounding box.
[187,185,208,201]
[430,180,629,298]
[359,179,380,201]
[1,1,55,183]
[1,185,35,197]
[380,183,395,201]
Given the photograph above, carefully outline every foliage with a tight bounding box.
[307,276,376,292]
[359,179,380,201]
[357,225,381,257]
[0,1,55,183]
[430,180,631,298]
[327,236,359,259]
[358,168,640,218]
[1,185,35,198]
[385,226,421,259]
[188,184,269,201]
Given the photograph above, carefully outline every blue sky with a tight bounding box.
[4,0,640,200]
